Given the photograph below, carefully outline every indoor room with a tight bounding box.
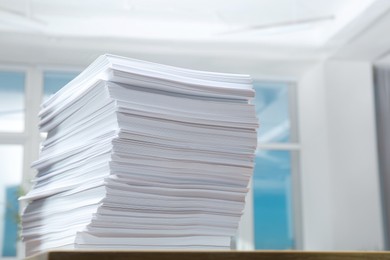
[0,0,390,259]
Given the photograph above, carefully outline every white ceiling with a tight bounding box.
[0,0,390,77]
[0,0,378,46]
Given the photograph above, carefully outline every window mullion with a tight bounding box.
[257,142,300,150]
[22,67,43,189]
[0,133,26,144]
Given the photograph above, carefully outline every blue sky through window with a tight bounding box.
[253,150,294,249]
[253,82,291,143]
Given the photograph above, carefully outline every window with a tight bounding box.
[43,71,79,101]
[0,66,300,255]
[0,68,78,259]
[0,72,25,132]
[0,70,26,258]
[252,81,300,249]
[254,81,297,143]
[0,146,23,257]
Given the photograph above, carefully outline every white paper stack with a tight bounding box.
[20,54,258,256]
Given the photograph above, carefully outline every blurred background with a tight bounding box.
[1,0,390,258]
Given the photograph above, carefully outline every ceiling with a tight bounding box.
[0,0,389,77]
[0,0,378,46]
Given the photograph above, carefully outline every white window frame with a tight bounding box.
[0,65,302,255]
[237,80,302,250]
[0,64,81,259]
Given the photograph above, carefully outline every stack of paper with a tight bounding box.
[21,54,258,256]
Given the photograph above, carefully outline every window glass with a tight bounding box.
[0,71,25,132]
[253,82,294,143]
[43,71,79,101]
[0,145,23,257]
[253,150,294,249]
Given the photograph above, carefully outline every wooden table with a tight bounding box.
[26,251,390,260]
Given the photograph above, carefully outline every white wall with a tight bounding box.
[324,60,384,250]
[298,60,384,250]
[298,63,333,250]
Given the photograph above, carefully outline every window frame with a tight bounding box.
[0,64,81,259]
[0,65,29,259]
[237,79,302,250]
[0,65,302,255]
